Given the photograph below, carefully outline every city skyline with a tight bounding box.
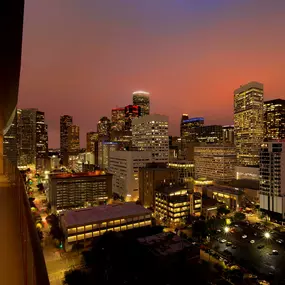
[18,0,285,147]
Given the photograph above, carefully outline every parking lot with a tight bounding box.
[209,221,285,284]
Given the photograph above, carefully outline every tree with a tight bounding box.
[192,220,208,240]
[217,206,230,216]
[233,212,246,221]
[63,269,89,285]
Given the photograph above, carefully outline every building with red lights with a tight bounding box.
[124,105,141,131]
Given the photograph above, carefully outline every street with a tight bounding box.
[209,221,285,284]
[31,175,82,285]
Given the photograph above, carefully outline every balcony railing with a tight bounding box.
[1,156,49,285]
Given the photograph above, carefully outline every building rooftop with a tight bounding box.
[50,171,111,179]
[61,202,152,228]
[204,185,243,195]
[138,232,195,256]
[156,184,189,195]
[202,198,221,208]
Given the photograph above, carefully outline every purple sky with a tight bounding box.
[18,0,285,147]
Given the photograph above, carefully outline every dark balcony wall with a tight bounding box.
[0,1,25,130]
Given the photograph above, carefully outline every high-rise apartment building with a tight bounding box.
[132,91,150,116]
[60,115,73,164]
[109,151,152,201]
[234,82,264,167]
[264,99,285,140]
[132,114,169,163]
[18,108,48,168]
[86,131,98,152]
[3,112,17,165]
[111,107,125,131]
[194,145,236,183]
[260,142,285,219]
[222,125,235,145]
[68,125,80,154]
[124,105,141,131]
[97,116,111,138]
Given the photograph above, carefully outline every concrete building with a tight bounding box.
[155,184,191,224]
[194,145,236,183]
[98,140,119,170]
[124,105,141,131]
[260,142,285,220]
[48,171,112,213]
[189,192,202,216]
[235,166,259,181]
[264,99,285,140]
[234,82,264,167]
[203,185,243,210]
[168,160,195,184]
[67,125,80,154]
[60,115,73,165]
[139,163,179,208]
[109,151,152,201]
[222,125,235,145]
[132,90,150,116]
[97,116,111,138]
[60,203,152,250]
[132,114,169,163]
[111,107,125,131]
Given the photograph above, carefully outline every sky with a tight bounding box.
[19,0,285,148]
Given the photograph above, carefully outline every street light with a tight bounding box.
[224,226,230,233]
[264,232,270,239]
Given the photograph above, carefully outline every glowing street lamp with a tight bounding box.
[224,226,230,233]
[264,232,270,239]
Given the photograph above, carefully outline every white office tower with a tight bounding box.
[109,151,152,201]
[260,142,285,219]
[132,114,169,163]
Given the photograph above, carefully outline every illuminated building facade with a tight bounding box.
[60,203,152,251]
[234,81,264,167]
[68,125,80,154]
[132,90,150,116]
[222,125,235,145]
[168,160,195,184]
[124,105,141,131]
[60,115,73,165]
[260,142,285,219]
[109,150,152,201]
[18,108,48,168]
[4,112,17,165]
[155,185,191,223]
[189,192,202,216]
[86,131,98,152]
[139,163,179,208]
[264,99,285,140]
[181,117,204,143]
[97,116,111,138]
[111,107,125,131]
[48,171,112,213]
[194,146,236,183]
[98,140,119,170]
[197,125,223,144]
[132,114,169,163]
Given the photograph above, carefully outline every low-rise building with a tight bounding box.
[60,203,152,251]
[189,192,202,216]
[155,184,190,224]
[168,160,195,184]
[109,151,152,201]
[203,185,243,210]
[48,171,112,213]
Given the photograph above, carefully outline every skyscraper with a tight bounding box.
[18,108,37,166]
[68,125,80,154]
[264,99,285,140]
[222,125,235,145]
[180,117,204,142]
[132,114,169,163]
[124,105,141,131]
[36,111,48,159]
[260,142,285,219]
[111,107,125,131]
[86,131,98,152]
[3,112,17,165]
[97,116,111,138]
[60,115,73,164]
[132,90,150,116]
[234,82,264,167]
